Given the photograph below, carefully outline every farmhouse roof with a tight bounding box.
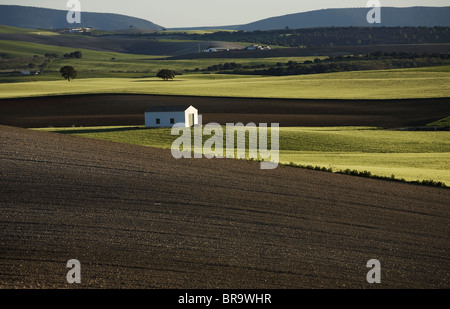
[145,105,193,113]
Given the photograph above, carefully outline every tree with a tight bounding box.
[73,51,83,59]
[157,69,175,81]
[60,66,77,82]
[63,51,82,59]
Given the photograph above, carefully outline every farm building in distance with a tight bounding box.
[203,47,230,53]
[245,44,271,50]
[145,105,199,128]
[68,27,93,33]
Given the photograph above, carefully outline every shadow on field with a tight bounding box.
[52,126,148,134]
[1,94,449,128]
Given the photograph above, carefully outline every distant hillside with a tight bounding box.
[240,7,450,31]
[0,5,162,31]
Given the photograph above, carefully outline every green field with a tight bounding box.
[0,39,319,82]
[1,37,450,99]
[279,127,450,185]
[34,126,450,186]
[0,25,59,35]
[428,116,450,127]
[2,66,450,99]
[0,39,162,82]
[0,39,134,59]
[44,55,321,76]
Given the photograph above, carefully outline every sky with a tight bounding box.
[0,0,449,28]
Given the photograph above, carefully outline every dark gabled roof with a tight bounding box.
[145,105,192,113]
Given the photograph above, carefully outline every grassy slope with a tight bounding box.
[2,67,450,99]
[0,39,159,81]
[0,39,158,60]
[428,116,450,127]
[0,38,318,81]
[45,55,322,75]
[1,38,449,99]
[35,126,450,185]
[0,39,317,70]
[0,25,59,35]
[279,127,450,185]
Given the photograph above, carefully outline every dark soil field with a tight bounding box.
[3,32,449,59]
[1,94,449,128]
[0,33,243,56]
[171,43,450,60]
[0,125,449,289]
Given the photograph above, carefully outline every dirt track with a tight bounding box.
[0,125,449,288]
[1,94,449,128]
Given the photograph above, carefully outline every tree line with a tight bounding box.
[196,52,450,76]
[44,51,83,59]
[154,26,450,48]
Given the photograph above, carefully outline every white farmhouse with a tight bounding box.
[145,105,198,128]
[204,48,230,52]
[246,44,262,50]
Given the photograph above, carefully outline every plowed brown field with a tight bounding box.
[0,94,449,128]
[1,125,449,288]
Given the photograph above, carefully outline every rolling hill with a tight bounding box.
[239,7,450,31]
[0,5,162,31]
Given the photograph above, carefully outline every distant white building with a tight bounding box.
[246,45,271,51]
[69,27,93,33]
[22,70,30,76]
[204,47,230,53]
[246,44,262,50]
[145,105,199,128]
